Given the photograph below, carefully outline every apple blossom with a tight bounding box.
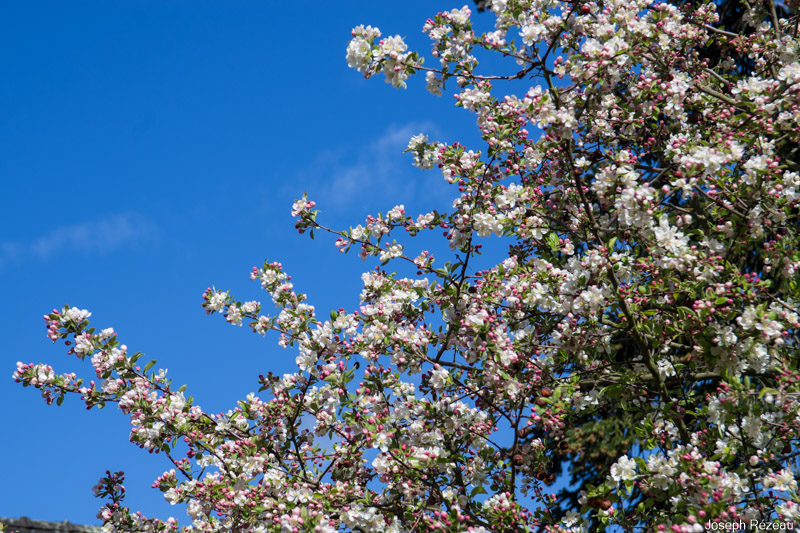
[14,0,800,531]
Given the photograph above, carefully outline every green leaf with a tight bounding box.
[546,232,559,252]
[471,486,487,497]
[143,360,157,373]
[600,384,620,398]
[714,296,728,305]
[552,386,562,401]
[759,387,777,399]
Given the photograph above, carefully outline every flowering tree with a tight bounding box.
[14,0,800,531]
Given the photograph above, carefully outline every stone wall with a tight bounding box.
[0,518,101,533]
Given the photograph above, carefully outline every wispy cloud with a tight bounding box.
[1,213,159,269]
[296,122,451,215]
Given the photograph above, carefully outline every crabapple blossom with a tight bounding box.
[14,0,800,531]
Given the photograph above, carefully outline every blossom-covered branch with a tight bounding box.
[15,0,800,531]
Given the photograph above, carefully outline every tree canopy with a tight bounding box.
[14,0,800,531]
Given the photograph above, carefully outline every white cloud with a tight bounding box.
[297,122,450,215]
[1,213,158,269]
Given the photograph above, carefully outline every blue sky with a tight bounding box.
[0,1,497,525]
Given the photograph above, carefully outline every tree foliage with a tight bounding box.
[15,0,800,531]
